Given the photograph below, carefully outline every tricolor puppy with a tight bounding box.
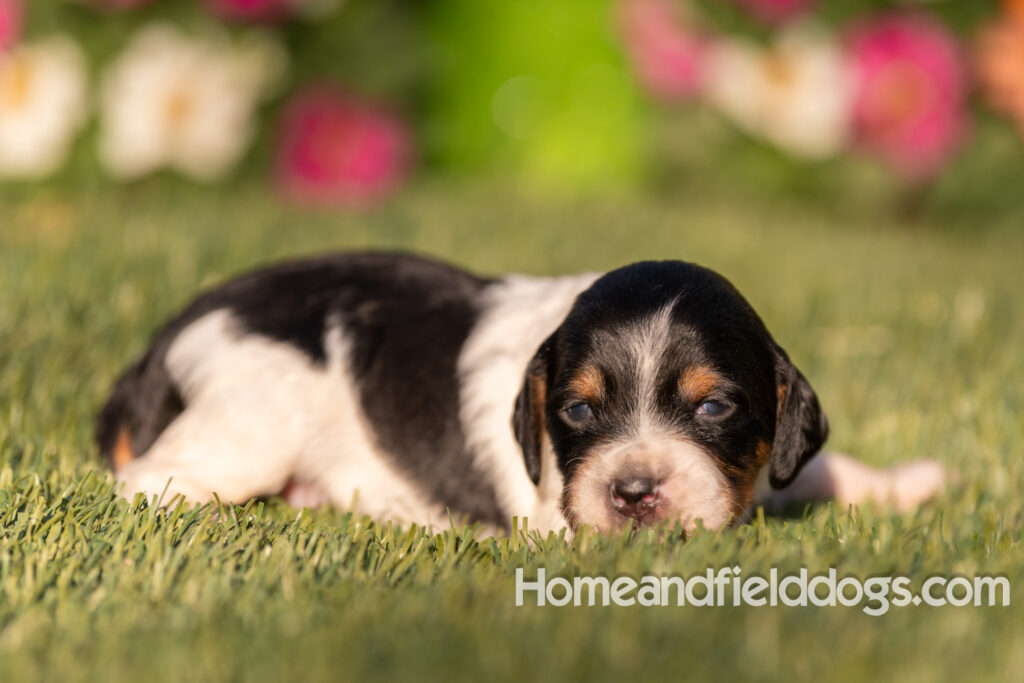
[97,253,944,533]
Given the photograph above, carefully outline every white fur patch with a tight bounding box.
[617,302,677,431]
[457,273,598,533]
[116,310,452,527]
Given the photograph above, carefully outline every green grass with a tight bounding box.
[1,180,1022,682]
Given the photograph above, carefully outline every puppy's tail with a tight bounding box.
[96,350,184,471]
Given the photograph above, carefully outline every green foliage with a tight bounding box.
[0,182,1022,681]
[422,0,646,189]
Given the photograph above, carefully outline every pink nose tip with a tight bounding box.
[611,477,658,519]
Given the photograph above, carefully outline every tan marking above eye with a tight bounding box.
[678,365,724,404]
[566,364,605,403]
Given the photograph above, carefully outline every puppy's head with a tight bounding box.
[513,261,828,533]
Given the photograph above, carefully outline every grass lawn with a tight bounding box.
[1,179,1022,682]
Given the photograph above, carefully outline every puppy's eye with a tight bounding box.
[561,403,594,426]
[696,400,730,418]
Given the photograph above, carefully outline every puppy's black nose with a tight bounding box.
[611,477,658,519]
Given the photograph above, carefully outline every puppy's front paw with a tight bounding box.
[886,459,947,512]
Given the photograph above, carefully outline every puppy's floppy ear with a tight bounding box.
[512,333,557,486]
[769,344,829,489]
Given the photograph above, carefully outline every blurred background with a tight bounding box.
[2,4,1024,681]
[0,0,1021,218]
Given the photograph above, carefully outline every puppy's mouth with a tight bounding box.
[560,438,737,533]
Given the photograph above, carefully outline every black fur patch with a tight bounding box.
[271,253,505,527]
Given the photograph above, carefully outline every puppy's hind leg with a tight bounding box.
[115,400,299,506]
[755,452,946,514]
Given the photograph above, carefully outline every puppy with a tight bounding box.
[96,253,944,533]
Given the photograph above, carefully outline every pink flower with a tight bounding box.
[0,0,23,51]
[847,14,967,180]
[618,0,707,101]
[275,89,411,206]
[734,0,817,25]
[204,0,292,21]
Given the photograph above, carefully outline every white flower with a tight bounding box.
[704,25,851,159]
[98,23,287,181]
[0,37,88,179]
